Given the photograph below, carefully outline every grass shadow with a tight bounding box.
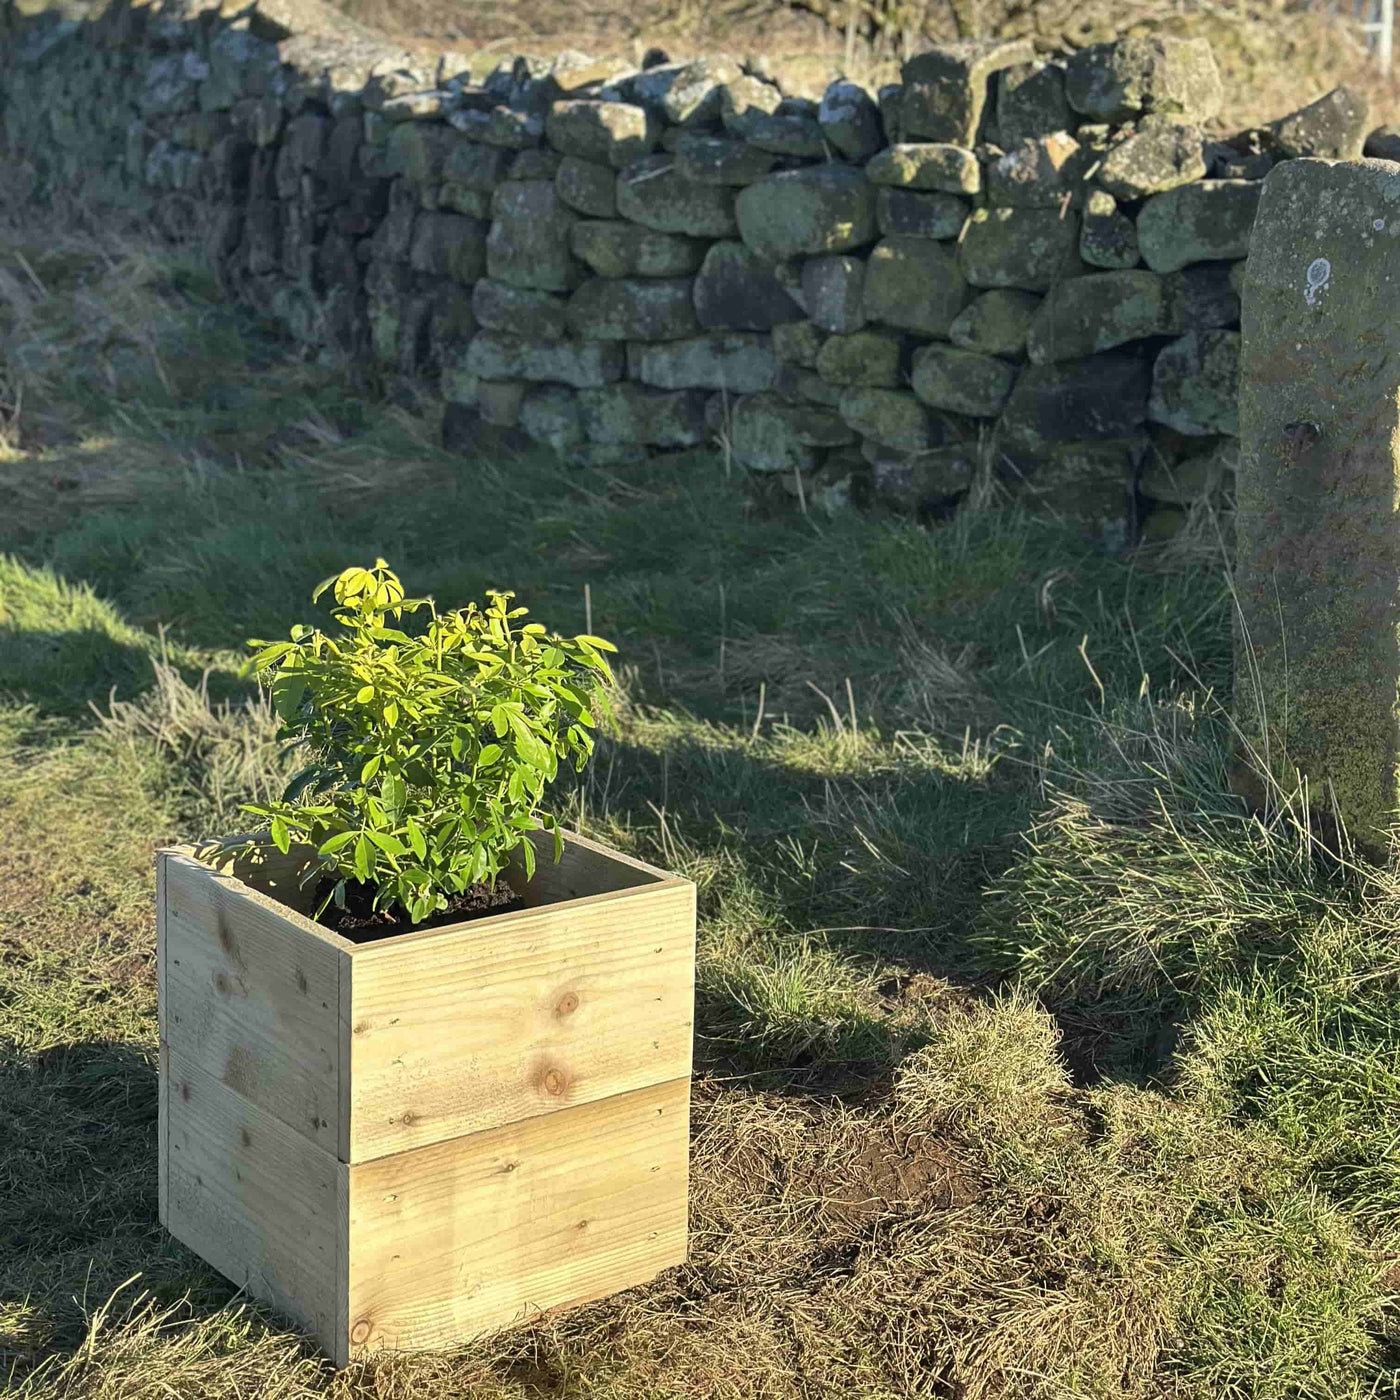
[0,1039,244,1383]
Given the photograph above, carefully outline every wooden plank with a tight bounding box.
[345,1077,690,1359]
[506,827,672,906]
[345,879,696,1161]
[156,852,169,1230]
[164,1048,344,1360]
[182,836,326,918]
[161,850,350,1156]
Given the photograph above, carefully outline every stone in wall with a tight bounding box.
[673,132,776,186]
[801,256,867,334]
[900,38,1034,145]
[959,206,1082,290]
[472,279,569,339]
[819,81,884,162]
[863,236,968,336]
[875,188,967,239]
[463,332,624,387]
[546,100,660,167]
[734,165,877,261]
[1271,86,1369,160]
[1000,351,1152,449]
[577,382,709,446]
[839,387,941,452]
[570,222,707,278]
[1138,437,1234,505]
[1096,123,1207,198]
[1079,191,1140,270]
[949,289,1041,357]
[628,334,777,392]
[1008,438,1139,549]
[987,133,1090,207]
[1137,180,1261,273]
[694,242,804,331]
[566,276,701,341]
[815,330,903,387]
[772,320,826,367]
[1064,38,1222,124]
[409,211,487,283]
[910,345,1017,417]
[1149,330,1239,435]
[870,444,978,511]
[486,179,583,290]
[520,383,586,452]
[616,154,739,237]
[865,143,980,195]
[1025,270,1166,363]
[555,155,618,217]
[732,392,858,473]
[995,62,1071,147]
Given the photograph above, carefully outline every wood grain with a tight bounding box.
[345,1077,690,1359]
[160,849,350,1156]
[163,1048,344,1360]
[345,879,696,1162]
[505,827,672,906]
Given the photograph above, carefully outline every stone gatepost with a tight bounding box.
[1234,157,1400,860]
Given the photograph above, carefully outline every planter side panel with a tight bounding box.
[345,1076,690,1359]
[347,880,696,1161]
[508,827,672,905]
[164,1048,344,1360]
[161,852,347,1155]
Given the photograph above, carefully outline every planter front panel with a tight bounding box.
[344,1076,690,1361]
[346,881,695,1162]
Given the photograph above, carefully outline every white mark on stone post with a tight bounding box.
[1375,219,1387,231]
[1305,257,1332,306]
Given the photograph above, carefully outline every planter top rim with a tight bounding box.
[159,826,693,956]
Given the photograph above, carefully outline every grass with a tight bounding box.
[1,184,1399,1400]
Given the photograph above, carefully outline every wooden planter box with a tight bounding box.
[156,829,695,1367]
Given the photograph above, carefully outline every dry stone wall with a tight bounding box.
[0,1,1380,545]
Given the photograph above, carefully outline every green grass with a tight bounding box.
[2,190,1399,1399]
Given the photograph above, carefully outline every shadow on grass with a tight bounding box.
[0,1040,247,1383]
[0,628,159,720]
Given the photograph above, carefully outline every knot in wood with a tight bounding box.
[350,1319,372,1345]
[543,1069,566,1096]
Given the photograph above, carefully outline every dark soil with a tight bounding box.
[314,876,526,942]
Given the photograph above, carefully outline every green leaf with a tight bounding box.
[252,641,296,670]
[361,754,382,783]
[384,700,399,728]
[318,831,357,856]
[476,743,502,768]
[354,834,372,882]
[270,816,290,854]
[575,634,618,652]
[405,819,427,860]
[520,836,536,881]
[383,774,407,818]
[356,684,375,704]
[367,830,408,857]
[272,674,307,722]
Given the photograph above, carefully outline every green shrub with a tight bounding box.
[223,559,616,924]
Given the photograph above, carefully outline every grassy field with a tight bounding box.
[3,186,1400,1399]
